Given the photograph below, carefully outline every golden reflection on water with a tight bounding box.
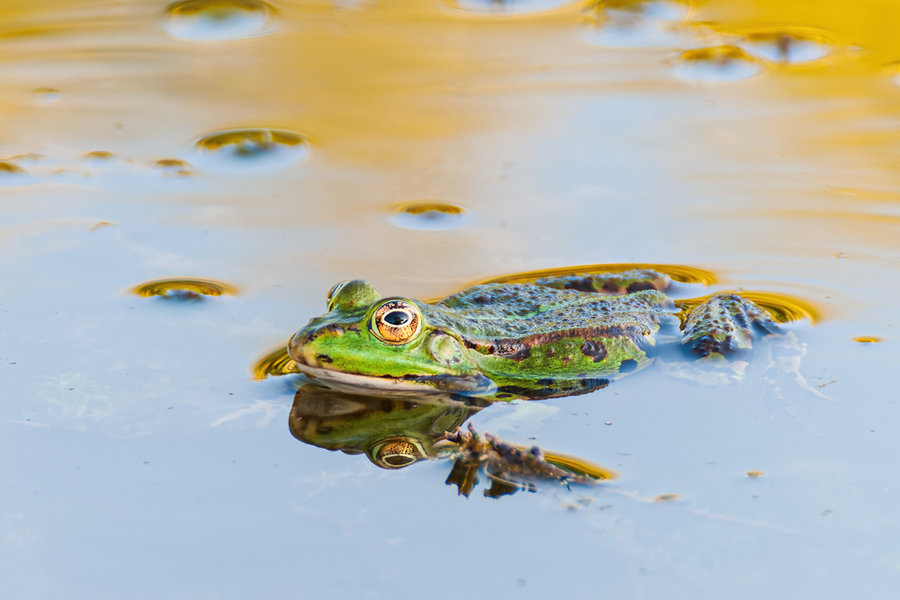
[479,263,717,285]
[252,344,298,379]
[675,290,819,323]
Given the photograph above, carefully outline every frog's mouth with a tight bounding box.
[293,363,496,397]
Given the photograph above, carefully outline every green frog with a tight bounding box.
[288,268,786,401]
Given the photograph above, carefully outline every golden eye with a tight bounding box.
[368,436,426,469]
[371,299,422,345]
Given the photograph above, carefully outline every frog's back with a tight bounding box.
[427,283,673,349]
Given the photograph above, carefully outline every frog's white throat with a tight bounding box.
[294,364,496,396]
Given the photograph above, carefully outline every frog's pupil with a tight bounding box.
[384,310,409,326]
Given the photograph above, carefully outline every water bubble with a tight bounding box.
[853,336,882,344]
[746,470,765,478]
[742,28,831,65]
[84,151,114,161]
[154,158,194,176]
[673,45,762,82]
[584,0,691,49]
[132,277,237,300]
[34,87,61,104]
[390,202,471,231]
[194,128,308,170]
[163,0,275,41]
[449,0,575,16]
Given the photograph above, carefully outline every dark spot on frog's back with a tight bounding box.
[580,339,608,362]
[466,338,531,360]
[316,354,333,364]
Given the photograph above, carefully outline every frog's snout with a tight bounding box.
[289,325,328,367]
[287,329,315,366]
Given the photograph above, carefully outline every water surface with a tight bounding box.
[1,0,898,598]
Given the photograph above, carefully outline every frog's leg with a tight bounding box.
[680,293,780,358]
[533,268,671,295]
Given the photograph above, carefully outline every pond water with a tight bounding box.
[2,0,898,598]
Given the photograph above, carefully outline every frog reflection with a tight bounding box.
[288,383,614,498]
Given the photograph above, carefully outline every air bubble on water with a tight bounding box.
[741,28,831,65]
[194,128,308,170]
[390,202,471,231]
[672,45,762,82]
[132,277,237,300]
[448,0,575,16]
[154,158,194,176]
[84,151,114,162]
[583,0,691,49]
[34,87,61,104]
[162,0,275,41]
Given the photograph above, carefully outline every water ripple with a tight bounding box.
[163,0,276,41]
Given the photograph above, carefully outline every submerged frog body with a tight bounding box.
[288,269,780,400]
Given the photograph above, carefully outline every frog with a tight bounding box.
[287,267,784,401]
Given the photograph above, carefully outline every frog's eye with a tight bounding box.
[326,279,381,312]
[326,281,348,311]
[368,436,426,469]
[371,299,422,345]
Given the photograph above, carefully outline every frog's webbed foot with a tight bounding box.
[441,424,603,498]
[680,293,780,358]
[534,268,671,295]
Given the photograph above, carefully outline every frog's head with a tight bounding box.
[288,280,494,395]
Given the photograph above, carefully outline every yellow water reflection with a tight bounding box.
[132,277,237,298]
[478,263,717,285]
